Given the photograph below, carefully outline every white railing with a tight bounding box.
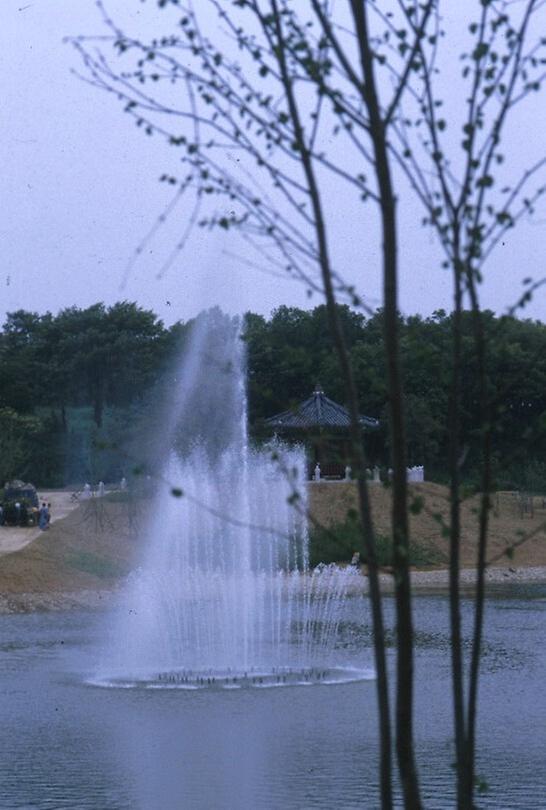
[406,465,425,482]
[386,466,425,482]
[311,465,425,483]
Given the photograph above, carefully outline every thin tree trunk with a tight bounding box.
[448,256,467,809]
[349,2,421,806]
[465,283,493,807]
[270,5,393,805]
[466,435,491,805]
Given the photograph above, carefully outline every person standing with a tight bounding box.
[38,502,49,531]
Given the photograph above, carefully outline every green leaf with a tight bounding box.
[472,42,489,61]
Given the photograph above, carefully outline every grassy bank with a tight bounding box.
[309,516,444,568]
[307,481,546,569]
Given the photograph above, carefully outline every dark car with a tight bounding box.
[3,480,39,508]
[1,480,39,526]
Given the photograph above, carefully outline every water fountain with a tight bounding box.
[94,309,372,689]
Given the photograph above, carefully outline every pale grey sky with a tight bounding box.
[2,1,545,327]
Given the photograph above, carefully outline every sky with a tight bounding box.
[2,0,545,327]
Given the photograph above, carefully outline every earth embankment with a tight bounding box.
[1,483,545,612]
[0,496,143,612]
[308,481,546,568]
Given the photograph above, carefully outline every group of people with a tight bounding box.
[0,500,52,529]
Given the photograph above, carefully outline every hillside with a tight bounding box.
[0,483,545,612]
[308,482,546,568]
[0,497,142,610]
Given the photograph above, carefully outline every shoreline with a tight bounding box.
[374,564,546,593]
[0,589,116,615]
[1,565,545,615]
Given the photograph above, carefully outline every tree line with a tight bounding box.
[1,301,545,491]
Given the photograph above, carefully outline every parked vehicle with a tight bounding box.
[1,480,39,526]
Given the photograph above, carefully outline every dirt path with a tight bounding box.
[0,491,80,555]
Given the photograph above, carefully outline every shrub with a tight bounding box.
[309,517,444,568]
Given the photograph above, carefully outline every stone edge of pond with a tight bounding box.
[0,589,116,614]
[1,566,545,613]
[370,565,546,593]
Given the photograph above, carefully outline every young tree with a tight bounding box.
[71,2,546,807]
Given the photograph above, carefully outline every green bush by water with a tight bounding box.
[66,550,127,580]
[309,516,444,568]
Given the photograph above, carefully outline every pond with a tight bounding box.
[0,585,544,809]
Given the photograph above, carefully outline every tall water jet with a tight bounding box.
[96,309,371,689]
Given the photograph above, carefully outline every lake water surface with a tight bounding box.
[0,586,544,809]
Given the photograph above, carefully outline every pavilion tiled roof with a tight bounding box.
[264,387,379,431]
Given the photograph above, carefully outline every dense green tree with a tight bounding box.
[0,311,43,413]
[0,407,43,485]
[52,302,167,427]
